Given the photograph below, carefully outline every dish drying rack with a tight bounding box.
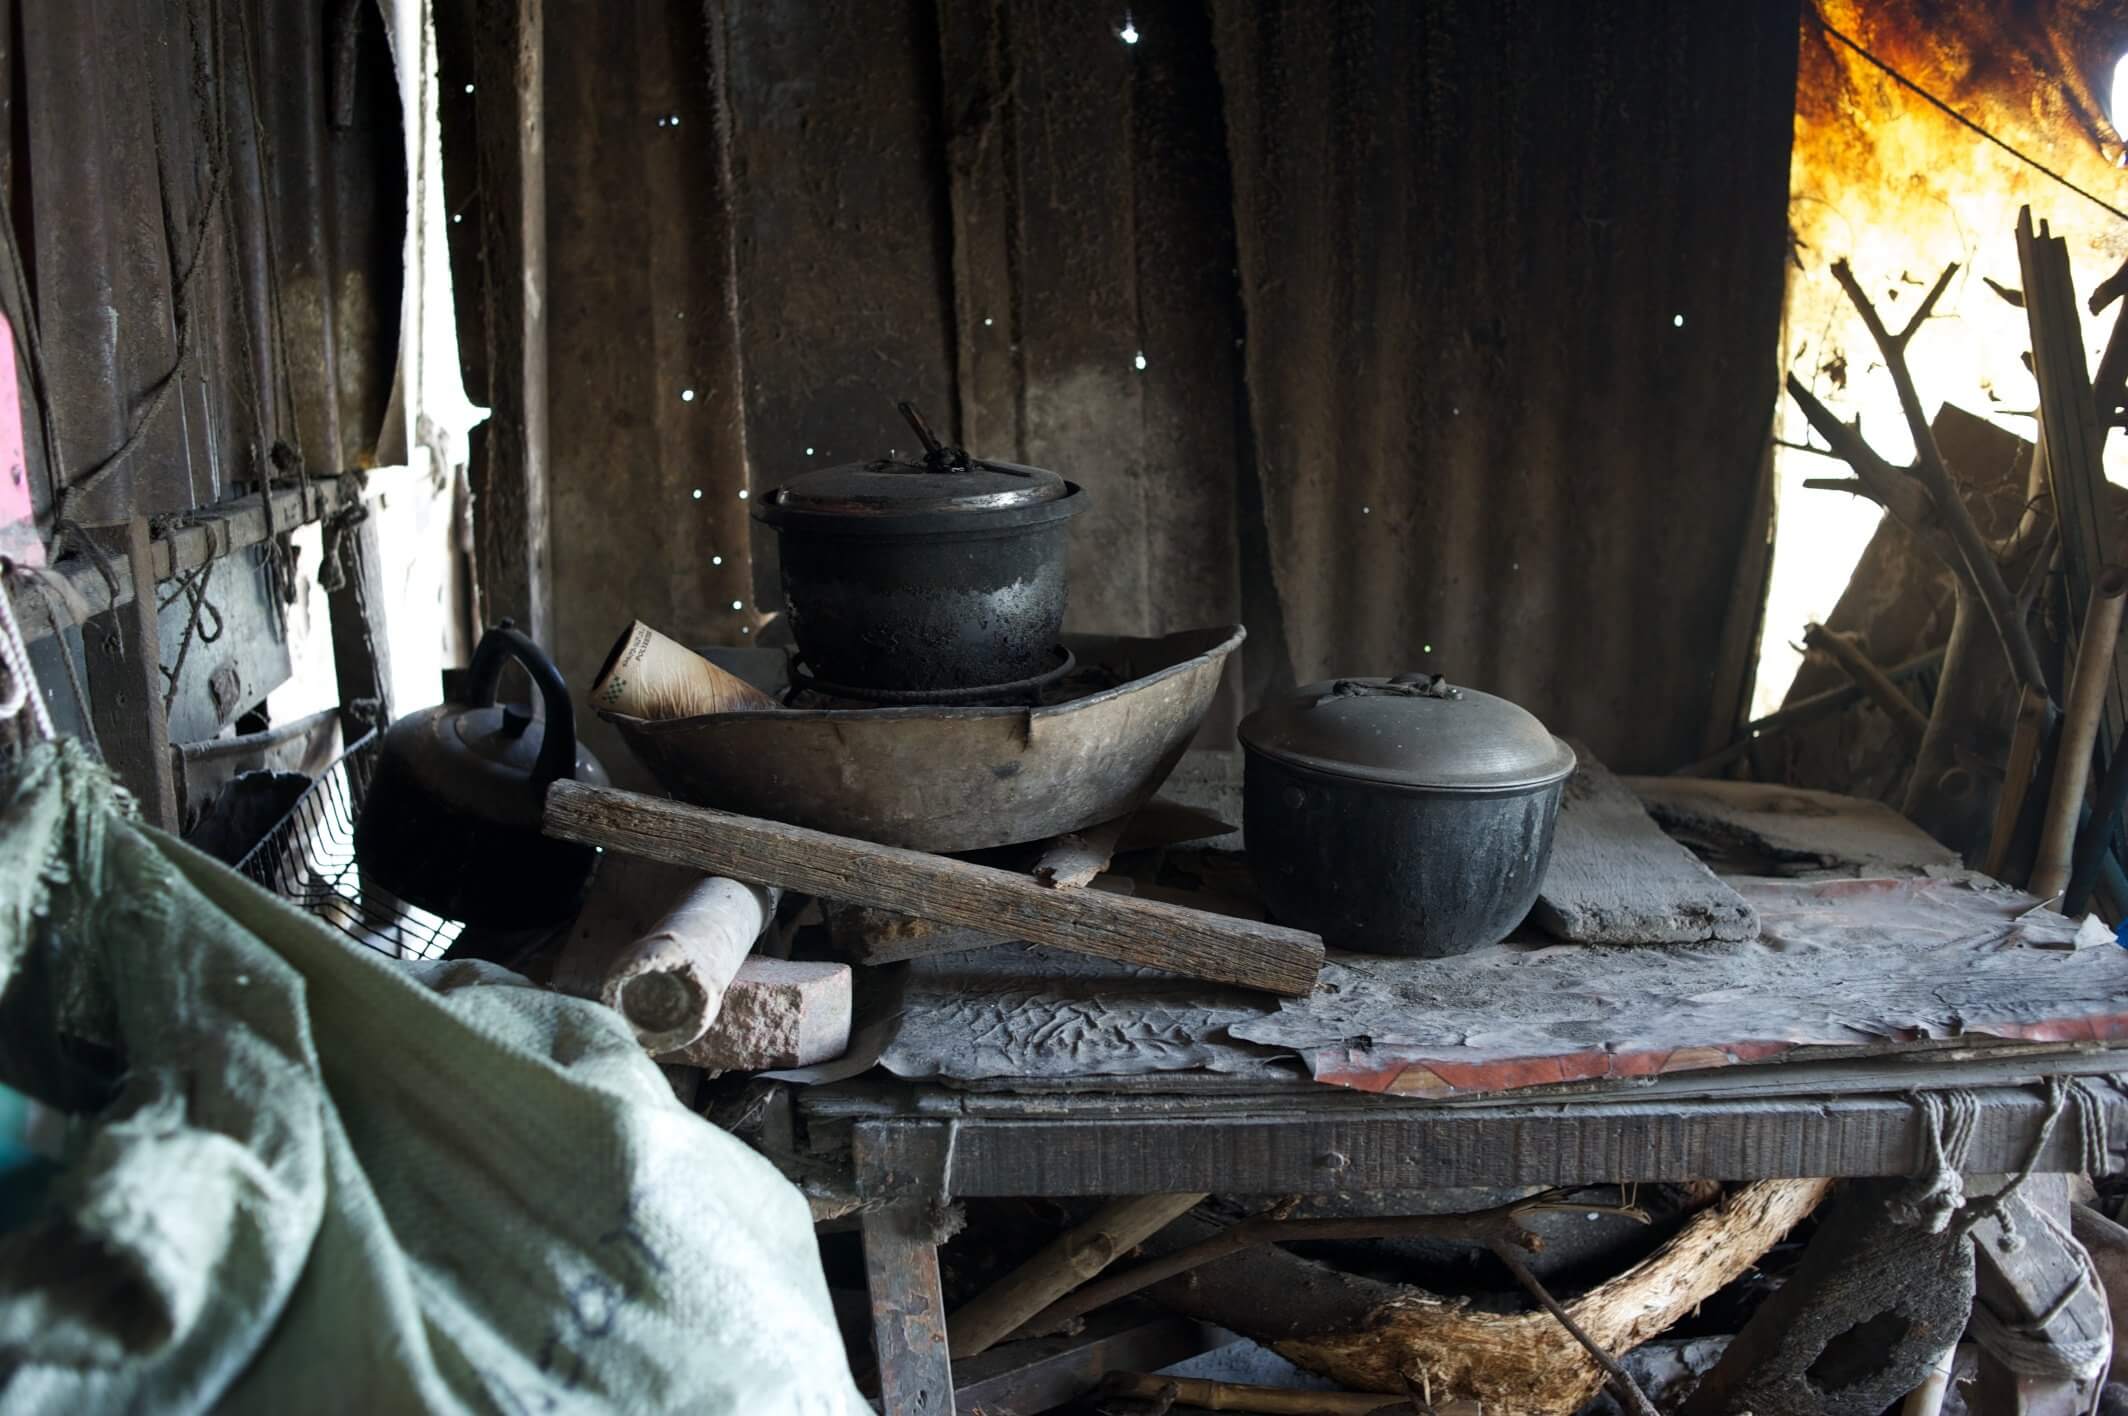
[235,729,465,961]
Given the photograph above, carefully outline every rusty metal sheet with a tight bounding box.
[1210,0,1798,772]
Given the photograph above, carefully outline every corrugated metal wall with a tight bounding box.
[545,0,1797,773]
[10,0,403,532]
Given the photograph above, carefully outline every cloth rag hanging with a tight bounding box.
[0,739,866,1414]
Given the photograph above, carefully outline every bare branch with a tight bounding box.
[1783,373,1934,527]
[1821,260,2050,694]
[1801,476,1886,504]
[1889,261,1958,347]
[1986,275,2027,309]
[1803,623,1931,744]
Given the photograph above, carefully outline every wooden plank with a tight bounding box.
[1533,749,1757,943]
[83,516,177,830]
[543,782,1324,995]
[849,1085,2127,1198]
[2020,209,2126,776]
[862,1204,955,1416]
[1623,776,1959,876]
[1970,1173,2107,1412]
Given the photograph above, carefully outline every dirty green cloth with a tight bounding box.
[0,741,865,1414]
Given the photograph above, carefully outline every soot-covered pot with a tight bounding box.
[754,403,1085,695]
[1238,673,1576,957]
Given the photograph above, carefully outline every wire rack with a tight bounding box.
[236,729,465,961]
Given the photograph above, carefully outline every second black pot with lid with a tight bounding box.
[755,402,1086,696]
[1238,672,1576,957]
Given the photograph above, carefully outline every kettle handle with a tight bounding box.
[467,622,580,790]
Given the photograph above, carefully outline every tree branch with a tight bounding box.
[1813,260,2050,693]
[1891,262,1958,347]
[1801,476,1885,503]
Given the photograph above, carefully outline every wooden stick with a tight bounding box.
[2031,569,2128,902]
[543,781,1324,995]
[947,1192,1208,1358]
[1985,685,2055,881]
[1802,624,1930,744]
[1485,1237,1659,1416]
[598,876,778,1053]
[1017,1193,1645,1338]
[1099,1371,1475,1414]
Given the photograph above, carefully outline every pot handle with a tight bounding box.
[467,621,581,790]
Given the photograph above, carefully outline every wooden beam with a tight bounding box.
[13,476,367,642]
[862,1204,955,1416]
[848,1085,2126,1198]
[82,516,176,829]
[542,782,1324,995]
[460,0,550,645]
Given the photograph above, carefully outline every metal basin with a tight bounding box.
[602,625,1243,852]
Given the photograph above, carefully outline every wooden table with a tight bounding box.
[811,1067,2128,1414]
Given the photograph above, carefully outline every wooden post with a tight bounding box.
[325,508,393,742]
[441,0,550,645]
[862,1205,954,1416]
[83,515,176,829]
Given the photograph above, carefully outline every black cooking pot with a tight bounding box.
[1238,673,1575,957]
[352,623,609,930]
[754,403,1085,694]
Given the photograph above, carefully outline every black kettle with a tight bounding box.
[352,622,608,930]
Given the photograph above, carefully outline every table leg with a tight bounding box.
[863,1204,954,1415]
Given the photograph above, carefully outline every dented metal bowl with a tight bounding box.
[602,626,1242,852]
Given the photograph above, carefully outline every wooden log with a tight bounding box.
[947,1192,1208,1358]
[598,875,776,1053]
[1136,1180,1829,1416]
[1532,748,1757,944]
[1099,1370,1471,1414]
[2032,570,2128,902]
[863,1204,954,1416]
[1803,622,1931,744]
[543,782,1324,995]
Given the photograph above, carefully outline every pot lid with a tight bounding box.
[763,397,1070,516]
[1238,673,1576,792]
[766,456,1068,515]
